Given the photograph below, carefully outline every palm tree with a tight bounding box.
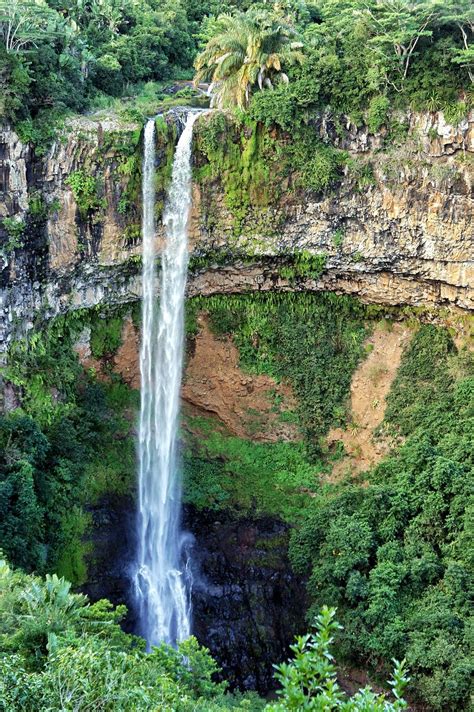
[194,9,305,109]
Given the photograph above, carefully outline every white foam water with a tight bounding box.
[134,112,199,647]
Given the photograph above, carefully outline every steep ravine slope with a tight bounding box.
[71,293,472,707]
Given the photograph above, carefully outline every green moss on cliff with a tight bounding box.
[195,114,276,234]
[194,112,347,236]
[154,119,178,219]
[91,120,175,227]
[112,131,143,218]
[278,251,327,283]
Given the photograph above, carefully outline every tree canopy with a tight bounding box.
[1,0,471,142]
[196,0,471,119]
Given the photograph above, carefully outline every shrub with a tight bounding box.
[267,606,409,711]
[65,171,103,218]
[1,217,25,252]
[366,95,390,134]
[90,314,124,359]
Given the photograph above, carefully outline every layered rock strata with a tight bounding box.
[0,109,472,356]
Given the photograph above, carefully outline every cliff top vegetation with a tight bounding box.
[1,0,472,151]
[195,0,472,120]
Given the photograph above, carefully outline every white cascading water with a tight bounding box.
[134,113,199,647]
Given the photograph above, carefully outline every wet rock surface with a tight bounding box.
[184,506,307,693]
[83,496,307,693]
[81,494,137,625]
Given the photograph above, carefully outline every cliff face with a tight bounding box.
[190,109,473,313]
[0,117,144,350]
[0,109,472,353]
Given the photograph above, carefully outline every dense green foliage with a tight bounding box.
[90,312,125,359]
[194,8,304,109]
[0,0,205,127]
[183,415,321,520]
[289,326,474,710]
[0,558,266,711]
[0,309,138,584]
[237,1,471,126]
[0,559,408,710]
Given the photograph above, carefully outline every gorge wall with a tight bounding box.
[1,108,472,701]
[0,108,473,360]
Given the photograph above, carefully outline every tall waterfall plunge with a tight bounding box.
[134,113,199,647]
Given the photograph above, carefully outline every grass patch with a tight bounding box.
[183,413,323,522]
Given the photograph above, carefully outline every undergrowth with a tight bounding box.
[183,414,321,521]
[0,307,138,585]
[90,313,124,359]
[65,171,105,219]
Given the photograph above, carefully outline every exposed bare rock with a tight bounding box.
[112,315,140,388]
[190,110,474,314]
[0,126,29,219]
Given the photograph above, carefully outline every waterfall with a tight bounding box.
[134,112,199,647]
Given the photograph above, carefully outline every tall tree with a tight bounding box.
[359,0,438,90]
[438,0,474,84]
[194,8,304,108]
[0,0,58,54]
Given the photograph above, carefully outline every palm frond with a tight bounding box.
[194,8,305,107]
